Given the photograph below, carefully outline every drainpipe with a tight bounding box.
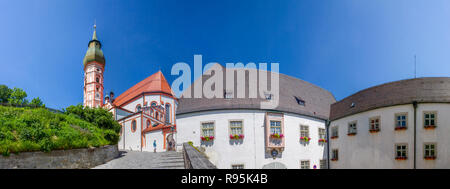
[325,119,331,169]
[413,101,418,169]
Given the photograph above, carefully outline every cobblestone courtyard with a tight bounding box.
[93,150,185,169]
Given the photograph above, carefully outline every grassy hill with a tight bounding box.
[0,105,120,156]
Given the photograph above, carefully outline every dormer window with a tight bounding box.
[265,93,273,100]
[224,90,233,99]
[295,96,305,106]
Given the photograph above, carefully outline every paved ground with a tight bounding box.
[93,150,185,169]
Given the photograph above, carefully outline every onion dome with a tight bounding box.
[83,24,105,67]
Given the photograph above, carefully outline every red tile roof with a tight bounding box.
[113,71,175,107]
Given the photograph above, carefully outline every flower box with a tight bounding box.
[369,129,380,133]
[200,136,215,141]
[395,127,407,130]
[318,138,327,143]
[330,136,338,139]
[270,133,284,139]
[229,134,244,140]
[424,125,437,129]
[300,136,311,142]
[395,157,408,160]
[424,156,436,160]
[347,133,356,136]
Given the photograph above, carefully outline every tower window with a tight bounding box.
[96,77,99,82]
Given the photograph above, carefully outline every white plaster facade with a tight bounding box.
[329,103,450,169]
[176,109,328,169]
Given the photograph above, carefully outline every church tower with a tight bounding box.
[83,24,105,108]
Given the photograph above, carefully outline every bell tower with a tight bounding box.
[83,24,106,108]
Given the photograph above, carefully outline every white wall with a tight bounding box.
[176,109,327,169]
[329,103,450,169]
[144,131,165,152]
[120,114,142,151]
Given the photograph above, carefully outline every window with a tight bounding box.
[146,120,151,128]
[424,143,436,159]
[331,126,338,139]
[348,121,357,135]
[320,160,327,169]
[369,117,380,132]
[136,104,142,112]
[165,104,171,123]
[424,112,437,129]
[319,128,326,140]
[95,92,100,99]
[229,120,243,136]
[294,96,305,106]
[331,149,338,161]
[131,120,137,133]
[300,125,309,138]
[96,77,99,82]
[270,121,282,134]
[151,102,157,107]
[395,144,408,160]
[201,122,215,137]
[264,93,273,100]
[395,113,408,130]
[224,90,233,99]
[231,164,244,169]
[300,160,310,169]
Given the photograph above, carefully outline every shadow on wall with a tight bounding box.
[201,140,214,147]
[229,139,243,145]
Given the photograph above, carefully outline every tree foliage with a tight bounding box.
[8,87,28,105]
[30,97,45,108]
[0,85,12,103]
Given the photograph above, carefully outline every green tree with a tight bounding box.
[0,85,12,103]
[30,97,45,107]
[8,87,28,105]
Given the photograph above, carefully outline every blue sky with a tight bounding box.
[1,0,450,109]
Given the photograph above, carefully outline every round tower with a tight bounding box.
[83,24,105,108]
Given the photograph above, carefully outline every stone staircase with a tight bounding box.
[93,150,185,169]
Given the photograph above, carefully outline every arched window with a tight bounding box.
[165,104,171,123]
[96,77,100,83]
[151,102,157,107]
[131,120,137,133]
[136,104,142,112]
[147,120,151,128]
[156,112,159,120]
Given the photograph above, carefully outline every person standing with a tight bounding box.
[153,140,157,153]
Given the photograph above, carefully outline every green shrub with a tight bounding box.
[0,105,120,156]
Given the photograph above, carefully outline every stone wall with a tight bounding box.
[0,145,119,169]
[182,143,216,169]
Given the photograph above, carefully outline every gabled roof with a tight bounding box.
[113,71,176,107]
